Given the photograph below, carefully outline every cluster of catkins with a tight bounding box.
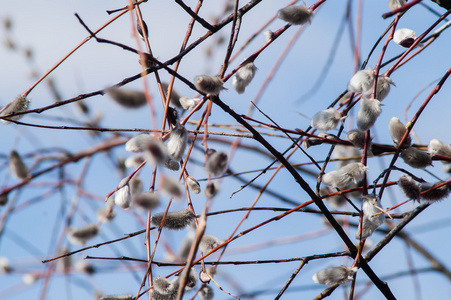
[306,0,451,249]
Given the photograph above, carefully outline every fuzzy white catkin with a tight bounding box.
[333,145,361,169]
[145,138,169,165]
[357,98,381,131]
[179,96,201,111]
[180,267,198,290]
[164,158,180,171]
[356,195,384,240]
[161,176,182,198]
[347,129,366,149]
[124,154,145,168]
[75,260,95,275]
[388,117,411,148]
[322,162,367,189]
[0,257,12,274]
[302,132,337,149]
[341,162,368,183]
[23,273,38,285]
[232,62,257,94]
[388,0,406,11]
[420,181,450,202]
[106,87,147,108]
[428,138,451,158]
[362,75,394,101]
[194,75,224,95]
[125,134,152,152]
[115,177,131,209]
[67,224,99,246]
[199,285,214,300]
[400,147,432,169]
[100,294,133,300]
[152,276,178,296]
[1,95,30,124]
[0,194,8,206]
[97,206,116,223]
[166,122,187,161]
[151,209,195,229]
[137,19,148,41]
[312,265,357,285]
[263,30,274,42]
[205,151,228,177]
[398,175,421,201]
[311,108,345,131]
[204,181,220,198]
[393,28,417,48]
[347,69,374,93]
[9,150,29,179]
[199,234,220,253]
[130,177,143,196]
[132,192,160,210]
[277,4,313,25]
[186,176,201,194]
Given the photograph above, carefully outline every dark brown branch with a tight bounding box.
[211,96,396,299]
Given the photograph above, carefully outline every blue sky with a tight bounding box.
[1,1,451,299]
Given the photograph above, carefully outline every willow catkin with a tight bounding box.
[100,295,133,300]
[67,224,99,246]
[400,147,433,169]
[388,117,411,148]
[362,75,394,101]
[179,96,201,111]
[199,234,220,253]
[322,162,368,189]
[398,175,421,201]
[199,285,214,300]
[205,150,228,177]
[232,62,257,94]
[0,95,30,124]
[115,177,131,209]
[106,87,147,108]
[164,158,180,171]
[357,98,381,131]
[132,192,160,210]
[393,28,417,47]
[420,181,450,202]
[124,154,145,168]
[151,209,195,229]
[347,129,366,149]
[186,176,201,194]
[152,276,179,296]
[125,134,152,153]
[277,4,313,25]
[204,181,220,198]
[428,138,451,158]
[347,69,374,93]
[311,108,345,131]
[161,176,182,198]
[312,265,357,285]
[75,260,95,275]
[388,0,406,10]
[9,150,29,179]
[166,122,187,161]
[136,19,148,41]
[0,257,12,273]
[194,75,224,95]
[356,195,384,240]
